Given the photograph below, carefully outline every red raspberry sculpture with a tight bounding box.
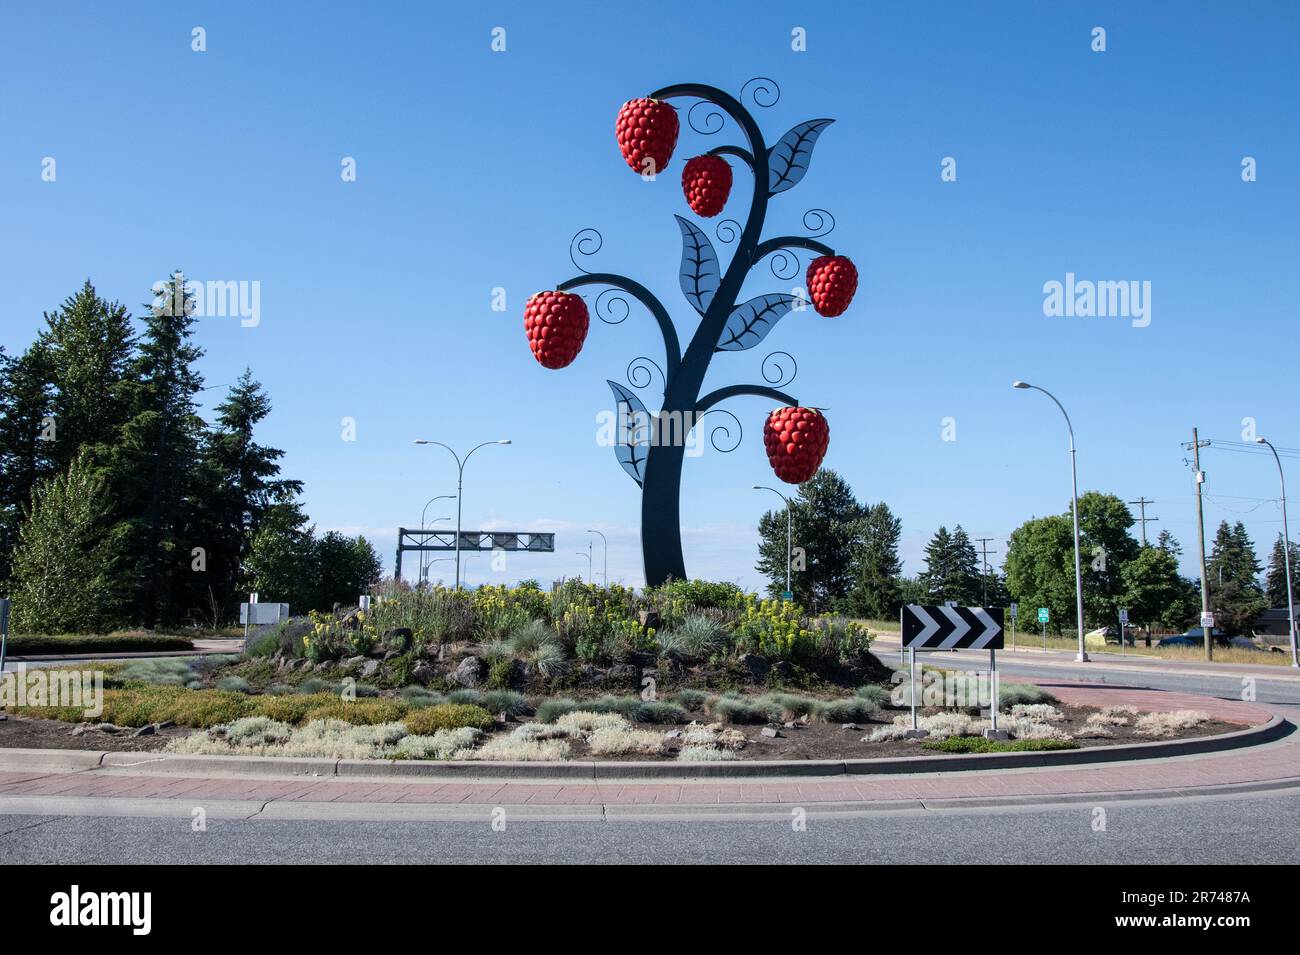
[805,255,858,317]
[681,155,732,217]
[615,98,680,176]
[524,291,590,369]
[763,407,829,484]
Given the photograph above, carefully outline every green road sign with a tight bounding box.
[781,590,793,602]
[1037,607,1050,624]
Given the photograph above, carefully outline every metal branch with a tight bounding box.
[558,272,682,375]
[753,235,835,261]
[696,383,797,413]
[707,144,755,169]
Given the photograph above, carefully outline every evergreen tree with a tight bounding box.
[0,344,55,581]
[111,273,206,626]
[919,525,980,605]
[194,369,305,621]
[845,501,902,618]
[37,280,135,473]
[1155,529,1182,558]
[1264,533,1299,609]
[9,451,121,633]
[755,469,863,611]
[1207,520,1267,635]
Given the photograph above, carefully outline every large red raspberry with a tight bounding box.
[615,98,679,176]
[763,407,829,485]
[681,155,732,217]
[524,291,589,369]
[805,255,858,317]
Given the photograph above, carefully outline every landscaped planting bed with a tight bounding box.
[0,583,1249,761]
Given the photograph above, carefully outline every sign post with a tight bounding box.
[1009,602,1018,651]
[1038,607,1049,651]
[0,598,9,721]
[1118,607,1129,656]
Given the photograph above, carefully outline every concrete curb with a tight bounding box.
[5,714,1288,781]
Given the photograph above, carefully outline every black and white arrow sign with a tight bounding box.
[901,605,1004,650]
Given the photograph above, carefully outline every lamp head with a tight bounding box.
[497,439,512,445]
[1012,381,1030,390]
[1255,437,1267,445]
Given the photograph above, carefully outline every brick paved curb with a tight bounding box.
[2,713,1284,782]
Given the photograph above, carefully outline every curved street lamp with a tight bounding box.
[413,439,511,590]
[1256,437,1299,667]
[1013,381,1088,662]
[587,529,608,586]
[418,514,452,583]
[753,484,793,597]
[575,550,593,584]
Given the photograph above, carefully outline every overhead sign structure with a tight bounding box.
[901,605,1005,651]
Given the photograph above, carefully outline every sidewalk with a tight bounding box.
[0,683,1293,816]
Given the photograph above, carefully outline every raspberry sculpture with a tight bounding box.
[524,291,590,369]
[763,407,829,484]
[615,98,680,176]
[680,154,732,217]
[805,255,858,317]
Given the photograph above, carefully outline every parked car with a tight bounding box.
[1157,634,1200,648]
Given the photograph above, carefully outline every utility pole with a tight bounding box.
[1127,496,1159,547]
[975,537,997,605]
[1186,429,1213,661]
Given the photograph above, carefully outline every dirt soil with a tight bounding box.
[0,702,1247,761]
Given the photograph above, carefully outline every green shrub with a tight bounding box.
[446,688,484,706]
[998,683,1058,708]
[5,634,193,655]
[402,703,495,734]
[652,579,744,609]
[265,683,296,695]
[855,685,892,708]
[535,697,580,723]
[487,656,515,689]
[103,686,255,728]
[535,695,641,723]
[631,699,689,724]
[509,619,556,655]
[709,696,777,725]
[214,675,252,694]
[243,631,279,658]
[399,686,445,707]
[922,736,1078,754]
[301,698,409,726]
[297,678,331,694]
[253,692,341,724]
[478,690,532,717]
[812,697,878,723]
[117,658,195,686]
[669,689,709,711]
[760,692,818,720]
[657,613,726,659]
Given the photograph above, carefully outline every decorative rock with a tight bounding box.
[772,660,796,680]
[782,721,798,729]
[96,723,123,735]
[664,729,684,739]
[313,660,335,672]
[607,663,638,686]
[360,659,382,679]
[381,627,414,655]
[638,610,661,633]
[131,724,156,737]
[343,656,366,670]
[451,656,485,688]
[411,661,436,686]
[739,653,770,680]
[629,650,657,670]
[760,726,781,738]
[155,720,176,730]
[841,723,859,731]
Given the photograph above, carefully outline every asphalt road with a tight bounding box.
[3,785,1297,863]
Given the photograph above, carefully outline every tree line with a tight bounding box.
[756,469,1299,635]
[0,276,381,634]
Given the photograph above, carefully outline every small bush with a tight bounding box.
[224,716,292,746]
[445,688,485,707]
[392,727,483,760]
[265,683,296,696]
[1134,709,1210,738]
[658,614,726,659]
[401,703,495,734]
[998,683,1057,707]
[677,745,738,762]
[761,692,818,721]
[509,619,557,655]
[297,678,331,694]
[214,675,252,694]
[587,725,665,756]
[855,685,892,708]
[301,698,409,726]
[472,736,570,761]
[709,696,777,725]
[556,711,628,735]
[478,689,532,717]
[399,686,446,708]
[668,689,709,711]
[812,698,879,724]
[536,697,580,723]
[243,631,279,658]
[1009,703,1064,722]
[118,658,195,686]
[631,699,689,724]
[252,692,340,724]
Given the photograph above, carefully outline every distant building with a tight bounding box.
[1253,607,1299,641]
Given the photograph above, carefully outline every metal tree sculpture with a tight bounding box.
[528,79,857,586]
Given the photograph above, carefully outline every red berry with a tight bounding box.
[680,154,732,217]
[763,407,829,485]
[615,98,679,176]
[805,255,858,317]
[524,291,589,369]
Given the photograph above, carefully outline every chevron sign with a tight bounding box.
[901,605,1005,650]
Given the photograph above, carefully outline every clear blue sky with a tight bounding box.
[2,2,1297,590]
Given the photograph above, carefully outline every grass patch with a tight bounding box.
[998,683,1058,707]
[668,688,709,711]
[922,736,1079,754]
[401,703,495,734]
[299,698,410,726]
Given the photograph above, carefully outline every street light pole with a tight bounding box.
[575,550,593,583]
[1256,437,1299,667]
[413,438,511,591]
[753,485,792,596]
[1014,381,1089,662]
[418,514,452,584]
[587,529,608,586]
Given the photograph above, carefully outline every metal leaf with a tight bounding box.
[675,215,720,315]
[606,380,650,486]
[767,119,834,195]
[716,294,799,351]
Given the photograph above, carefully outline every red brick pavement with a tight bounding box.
[0,683,1290,809]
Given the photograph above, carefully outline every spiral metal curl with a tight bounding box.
[569,228,603,274]
[626,356,666,394]
[761,351,798,389]
[687,100,725,135]
[741,76,780,109]
[595,288,630,325]
[767,249,801,281]
[715,218,741,245]
[802,208,836,239]
[696,408,743,453]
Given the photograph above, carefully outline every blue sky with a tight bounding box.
[2,2,1297,590]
